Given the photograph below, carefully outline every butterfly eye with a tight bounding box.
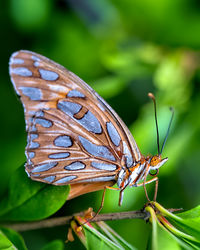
[149,169,159,176]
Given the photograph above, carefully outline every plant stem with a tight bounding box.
[1,210,148,232]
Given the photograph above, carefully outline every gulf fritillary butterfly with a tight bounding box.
[9,50,168,206]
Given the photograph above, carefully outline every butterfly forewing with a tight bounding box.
[9,50,141,188]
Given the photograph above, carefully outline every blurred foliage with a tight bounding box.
[0,165,69,221]
[0,227,27,249]
[145,202,200,249]
[0,0,200,249]
[70,216,136,249]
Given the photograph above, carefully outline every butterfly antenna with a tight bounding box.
[161,107,174,154]
[148,93,160,155]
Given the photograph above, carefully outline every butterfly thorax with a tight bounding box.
[117,154,167,190]
[117,158,147,189]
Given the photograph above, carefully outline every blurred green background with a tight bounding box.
[1,0,200,249]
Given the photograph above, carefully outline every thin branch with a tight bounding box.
[1,210,148,232]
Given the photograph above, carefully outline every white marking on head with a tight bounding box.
[150,157,168,170]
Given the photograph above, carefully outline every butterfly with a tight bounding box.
[9,50,169,206]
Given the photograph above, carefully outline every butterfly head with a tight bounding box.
[117,154,168,192]
[149,155,168,171]
[148,93,173,172]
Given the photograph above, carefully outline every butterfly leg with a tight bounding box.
[130,177,158,201]
[153,177,159,201]
[80,186,119,226]
[80,185,120,228]
[78,185,120,230]
[94,186,120,219]
[144,177,158,201]
[133,177,158,187]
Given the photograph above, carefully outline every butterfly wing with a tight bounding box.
[9,50,141,187]
[67,181,116,200]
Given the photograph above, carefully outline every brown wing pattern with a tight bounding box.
[9,50,141,186]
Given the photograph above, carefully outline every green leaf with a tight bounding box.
[154,203,200,244]
[0,227,27,250]
[74,216,136,249]
[178,205,200,221]
[147,222,181,250]
[148,222,198,250]
[0,230,13,249]
[0,228,27,250]
[84,222,131,250]
[0,165,69,221]
[84,225,120,250]
[146,205,191,250]
[171,206,200,243]
[0,165,45,216]
[1,185,69,221]
[41,239,64,250]
[96,221,136,250]
[148,203,200,249]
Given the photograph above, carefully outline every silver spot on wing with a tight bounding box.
[57,100,82,116]
[64,162,85,170]
[49,152,70,159]
[19,87,42,100]
[10,58,24,64]
[32,162,58,173]
[79,136,116,161]
[54,135,72,148]
[29,134,39,149]
[32,55,40,61]
[39,69,59,81]
[26,151,35,164]
[67,90,85,98]
[35,118,53,128]
[34,61,40,67]
[28,151,35,159]
[11,67,32,77]
[35,110,44,117]
[106,122,121,146]
[91,162,117,171]
[43,176,56,183]
[54,175,77,184]
[58,101,102,133]
[123,141,133,168]
[78,176,115,182]
[32,55,40,67]
[77,111,102,134]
